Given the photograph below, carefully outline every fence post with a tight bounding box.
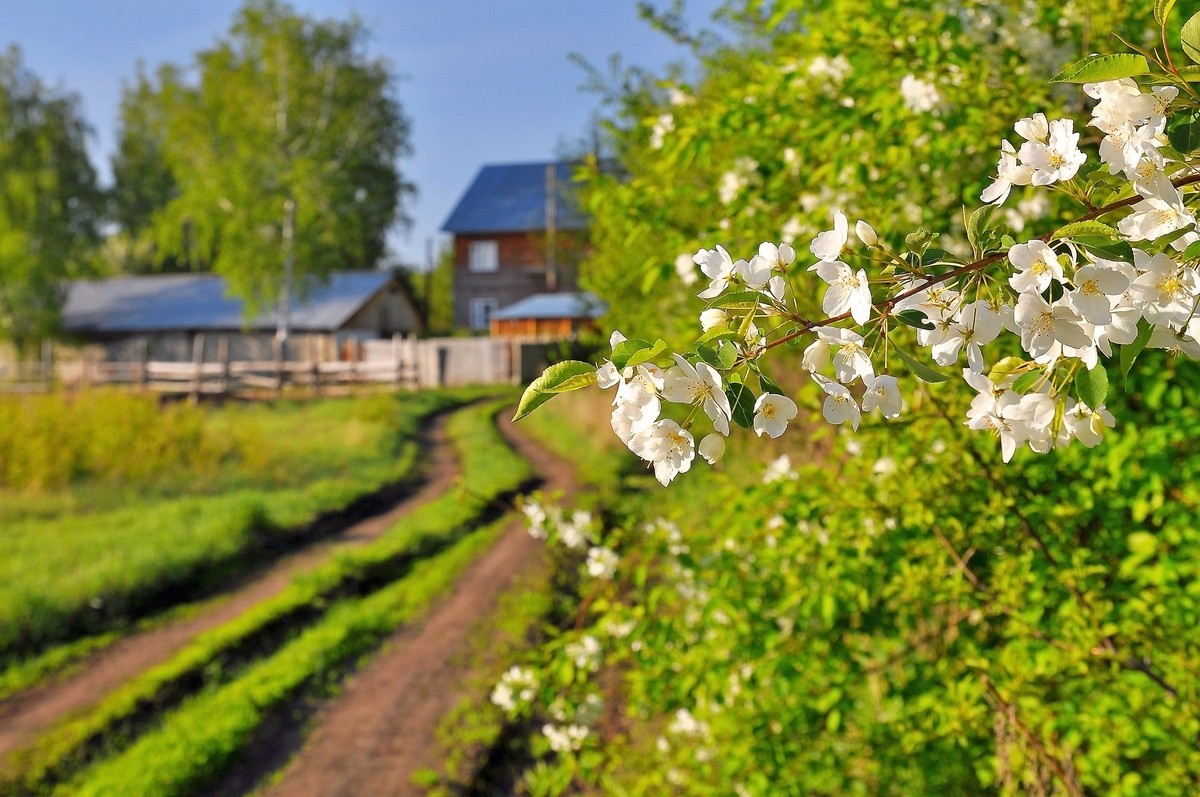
[273,336,284,399]
[391,332,402,388]
[190,334,205,404]
[307,335,319,396]
[41,339,53,390]
[218,336,230,397]
[136,338,149,391]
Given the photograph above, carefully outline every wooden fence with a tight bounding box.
[0,335,540,398]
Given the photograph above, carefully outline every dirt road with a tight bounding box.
[261,412,574,797]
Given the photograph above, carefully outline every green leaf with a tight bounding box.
[1127,531,1159,559]
[1012,370,1045,394]
[1167,109,1200,154]
[757,370,783,395]
[1075,363,1109,408]
[892,345,950,383]
[1074,236,1134,263]
[707,290,763,309]
[1156,0,1177,25]
[512,360,597,421]
[1054,220,1119,239]
[725,381,756,429]
[989,356,1026,385]
[716,342,738,369]
[1120,319,1155,379]
[966,204,998,256]
[904,227,936,255]
[1174,64,1200,82]
[1050,53,1150,83]
[696,344,722,370]
[639,262,663,294]
[624,339,668,369]
[610,338,654,371]
[894,310,935,331]
[1182,239,1200,262]
[1184,10,1200,63]
[694,327,738,346]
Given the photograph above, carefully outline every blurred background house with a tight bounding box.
[441,161,588,332]
[62,271,423,362]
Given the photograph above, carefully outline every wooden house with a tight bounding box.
[441,161,588,331]
[61,271,423,363]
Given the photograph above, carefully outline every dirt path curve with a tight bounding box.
[263,411,575,797]
[0,412,462,760]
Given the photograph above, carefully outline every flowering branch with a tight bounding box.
[517,24,1200,485]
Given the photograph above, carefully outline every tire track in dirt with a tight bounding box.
[0,412,462,761]
[260,410,575,797]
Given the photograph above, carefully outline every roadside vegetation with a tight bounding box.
[427,2,1200,794]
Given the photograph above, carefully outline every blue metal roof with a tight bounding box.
[441,161,587,234]
[63,271,396,334]
[492,292,607,321]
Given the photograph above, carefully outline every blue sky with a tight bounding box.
[0,0,722,267]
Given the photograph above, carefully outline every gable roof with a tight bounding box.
[63,271,398,334]
[441,161,587,234]
[492,291,607,321]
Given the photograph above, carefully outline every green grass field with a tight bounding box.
[0,388,493,663]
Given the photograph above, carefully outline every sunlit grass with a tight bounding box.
[0,388,494,662]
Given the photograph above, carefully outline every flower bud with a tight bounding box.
[700,308,730,332]
[698,433,726,464]
[855,220,878,246]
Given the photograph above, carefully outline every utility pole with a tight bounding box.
[545,162,558,292]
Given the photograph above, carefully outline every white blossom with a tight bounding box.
[752,393,798,438]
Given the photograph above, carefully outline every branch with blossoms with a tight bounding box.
[516,7,1200,486]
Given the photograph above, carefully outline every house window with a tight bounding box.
[468,240,499,272]
[470,297,499,331]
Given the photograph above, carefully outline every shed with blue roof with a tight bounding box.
[62,271,422,362]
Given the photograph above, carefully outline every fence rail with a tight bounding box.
[0,334,553,398]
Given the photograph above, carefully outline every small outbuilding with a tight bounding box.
[489,291,606,338]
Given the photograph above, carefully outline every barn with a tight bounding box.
[62,271,423,363]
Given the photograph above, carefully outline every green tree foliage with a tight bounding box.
[0,45,100,350]
[112,0,414,312]
[578,0,1158,340]
[106,64,184,272]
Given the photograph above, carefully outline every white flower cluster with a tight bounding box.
[981,113,1086,204]
[565,635,602,671]
[900,74,941,114]
[1083,79,1194,246]
[542,722,590,754]
[807,54,852,84]
[521,496,597,549]
[490,665,538,714]
[586,546,619,580]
